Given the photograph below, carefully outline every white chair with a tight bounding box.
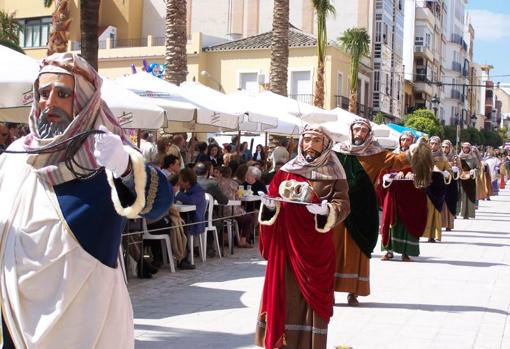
[142,218,176,273]
[202,193,222,261]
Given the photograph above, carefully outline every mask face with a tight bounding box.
[351,124,369,145]
[442,144,451,155]
[37,73,75,139]
[430,140,440,152]
[302,134,324,162]
[400,136,413,150]
[279,180,314,202]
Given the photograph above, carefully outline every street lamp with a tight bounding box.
[200,70,224,92]
[431,94,440,117]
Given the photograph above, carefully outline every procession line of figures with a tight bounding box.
[254,126,509,349]
[1,52,509,349]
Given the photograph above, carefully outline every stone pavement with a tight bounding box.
[129,188,510,349]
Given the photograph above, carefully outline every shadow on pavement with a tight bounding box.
[441,241,509,248]
[412,259,507,267]
[443,234,510,239]
[134,324,255,349]
[342,302,509,315]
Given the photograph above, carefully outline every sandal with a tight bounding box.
[402,254,411,262]
[347,293,359,306]
[381,252,393,261]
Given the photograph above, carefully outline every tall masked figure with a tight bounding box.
[0,53,172,349]
[331,118,432,305]
[441,140,460,231]
[422,136,452,243]
[458,142,480,219]
[256,125,350,349]
[393,131,415,154]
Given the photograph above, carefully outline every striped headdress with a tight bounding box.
[281,124,346,180]
[23,52,128,185]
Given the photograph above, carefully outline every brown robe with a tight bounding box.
[333,151,409,296]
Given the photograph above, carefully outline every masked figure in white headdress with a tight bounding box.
[0,53,172,349]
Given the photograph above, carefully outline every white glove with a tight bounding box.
[259,192,276,210]
[306,200,329,216]
[94,125,129,178]
[442,170,451,178]
[383,173,395,183]
[404,172,415,180]
[452,166,459,173]
[469,169,476,177]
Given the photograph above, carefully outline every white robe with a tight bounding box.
[0,147,134,349]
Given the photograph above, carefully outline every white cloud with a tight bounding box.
[469,9,510,41]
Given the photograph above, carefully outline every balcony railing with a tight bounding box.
[289,94,314,105]
[70,36,166,51]
[334,95,373,119]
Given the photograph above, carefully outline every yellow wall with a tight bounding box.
[99,0,143,41]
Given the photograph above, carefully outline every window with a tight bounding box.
[374,71,380,92]
[239,72,259,94]
[425,33,431,49]
[375,22,382,43]
[415,36,424,46]
[337,73,343,96]
[18,17,51,48]
[290,71,312,96]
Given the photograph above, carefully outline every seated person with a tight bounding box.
[175,168,207,263]
[243,166,267,195]
[216,166,257,248]
[194,162,228,255]
[161,154,181,180]
[146,175,195,269]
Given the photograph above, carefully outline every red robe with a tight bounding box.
[377,168,428,246]
[259,171,336,349]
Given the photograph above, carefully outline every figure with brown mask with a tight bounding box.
[256,125,350,349]
[332,117,432,305]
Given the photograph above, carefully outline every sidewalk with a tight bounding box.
[129,188,510,349]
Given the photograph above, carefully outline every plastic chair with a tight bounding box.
[203,193,222,261]
[142,218,176,273]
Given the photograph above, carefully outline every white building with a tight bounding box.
[441,0,468,126]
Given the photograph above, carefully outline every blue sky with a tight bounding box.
[467,0,510,83]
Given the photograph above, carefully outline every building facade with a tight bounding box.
[403,0,446,119]
[441,0,468,126]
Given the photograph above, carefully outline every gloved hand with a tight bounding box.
[259,192,276,210]
[442,170,451,178]
[306,200,329,216]
[94,125,129,178]
[395,171,405,179]
[452,166,459,173]
[469,169,476,177]
[404,172,415,180]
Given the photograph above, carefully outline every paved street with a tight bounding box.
[129,188,510,349]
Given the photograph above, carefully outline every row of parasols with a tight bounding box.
[0,45,423,147]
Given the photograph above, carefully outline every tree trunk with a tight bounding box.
[313,58,325,108]
[164,0,188,86]
[349,90,358,114]
[80,0,100,70]
[269,0,289,96]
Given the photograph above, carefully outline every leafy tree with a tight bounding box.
[338,27,370,114]
[0,37,24,53]
[373,112,384,125]
[404,108,443,137]
[443,125,456,144]
[481,130,503,147]
[0,10,23,47]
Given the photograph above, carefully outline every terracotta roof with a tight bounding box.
[203,27,317,52]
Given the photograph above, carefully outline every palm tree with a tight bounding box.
[80,0,101,70]
[164,0,188,85]
[338,27,370,114]
[269,0,289,96]
[0,9,23,52]
[44,0,72,55]
[312,0,335,108]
